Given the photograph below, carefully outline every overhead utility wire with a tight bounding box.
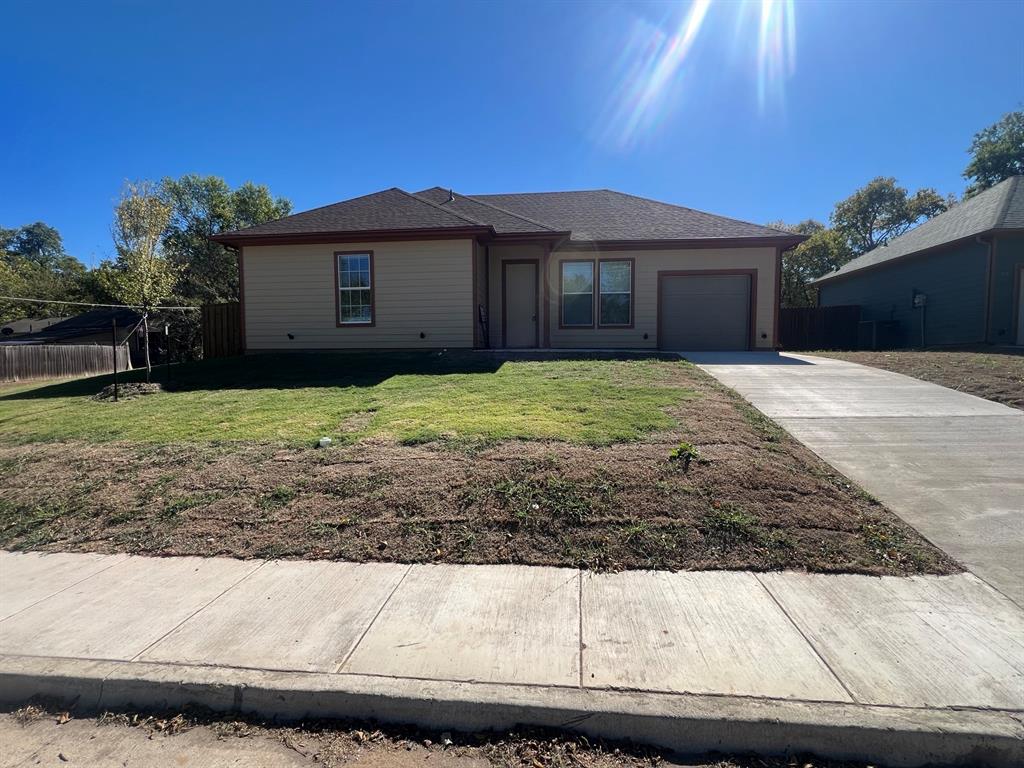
[0,296,200,311]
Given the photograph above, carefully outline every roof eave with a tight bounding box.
[210,225,494,248]
[556,235,806,252]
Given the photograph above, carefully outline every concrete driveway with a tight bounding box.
[684,351,1024,607]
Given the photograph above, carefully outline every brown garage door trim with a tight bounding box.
[656,269,757,351]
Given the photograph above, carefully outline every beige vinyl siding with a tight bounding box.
[242,239,474,349]
[547,247,778,349]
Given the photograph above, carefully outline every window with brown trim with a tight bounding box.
[561,261,594,327]
[599,260,632,326]
[336,252,373,325]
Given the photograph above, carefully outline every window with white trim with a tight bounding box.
[599,260,632,326]
[561,261,594,326]
[337,253,373,325]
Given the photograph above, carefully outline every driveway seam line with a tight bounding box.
[753,573,859,705]
[577,570,584,689]
[129,560,267,663]
[0,553,132,625]
[335,563,413,674]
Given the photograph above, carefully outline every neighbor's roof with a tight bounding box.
[0,317,69,336]
[0,308,142,344]
[212,186,800,246]
[813,175,1024,285]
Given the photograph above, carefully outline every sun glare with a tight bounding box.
[597,0,797,150]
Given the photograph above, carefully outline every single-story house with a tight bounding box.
[813,175,1024,347]
[211,187,803,352]
[0,308,162,366]
[0,317,69,337]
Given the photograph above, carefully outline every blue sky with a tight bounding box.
[2,0,1021,266]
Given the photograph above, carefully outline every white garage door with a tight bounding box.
[658,273,751,350]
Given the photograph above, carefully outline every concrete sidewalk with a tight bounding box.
[684,351,1024,608]
[1,550,1022,766]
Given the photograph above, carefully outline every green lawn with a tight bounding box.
[0,352,693,446]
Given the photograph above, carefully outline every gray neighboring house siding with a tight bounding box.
[819,239,990,347]
[990,233,1024,344]
[814,176,1024,347]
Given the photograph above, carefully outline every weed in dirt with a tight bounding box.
[321,473,392,499]
[261,485,297,509]
[735,403,785,443]
[700,506,759,550]
[859,520,928,571]
[161,493,220,520]
[0,498,73,546]
[489,474,617,526]
[668,441,701,471]
[757,529,798,567]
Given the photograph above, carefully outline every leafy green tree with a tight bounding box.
[1,222,97,321]
[1,222,65,268]
[769,220,854,307]
[161,175,291,304]
[831,177,949,255]
[964,110,1024,197]
[98,181,178,380]
[159,175,291,357]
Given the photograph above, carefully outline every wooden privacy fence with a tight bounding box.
[779,305,861,350]
[1,344,130,382]
[202,302,243,359]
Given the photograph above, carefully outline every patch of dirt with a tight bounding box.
[0,370,957,575]
[1,706,891,768]
[93,382,164,401]
[811,348,1024,410]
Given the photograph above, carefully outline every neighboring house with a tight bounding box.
[0,308,160,365]
[0,317,69,338]
[813,175,1024,347]
[211,187,803,352]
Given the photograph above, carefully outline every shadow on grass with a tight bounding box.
[1,349,682,400]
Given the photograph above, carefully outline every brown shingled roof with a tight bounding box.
[470,189,794,242]
[211,188,489,243]
[213,185,799,246]
[414,187,558,234]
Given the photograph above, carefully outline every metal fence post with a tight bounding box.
[111,318,119,402]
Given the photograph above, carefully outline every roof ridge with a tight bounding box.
[393,187,489,228]
[475,189,607,197]
[461,193,557,232]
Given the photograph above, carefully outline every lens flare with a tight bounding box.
[598,0,712,150]
[595,0,797,150]
[756,0,797,112]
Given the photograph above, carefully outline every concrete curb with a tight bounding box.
[1,655,1021,767]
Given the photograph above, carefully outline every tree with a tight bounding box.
[769,220,854,307]
[963,110,1024,197]
[161,175,291,304]
[831,177,949,255]
[1,222,65,268]
[1,222,97,321]
[98,181,178,381]
[160,175,291,357]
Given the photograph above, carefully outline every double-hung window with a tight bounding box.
[336,252,373,325]
[561,261,594,326]
[599,260,632,326]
